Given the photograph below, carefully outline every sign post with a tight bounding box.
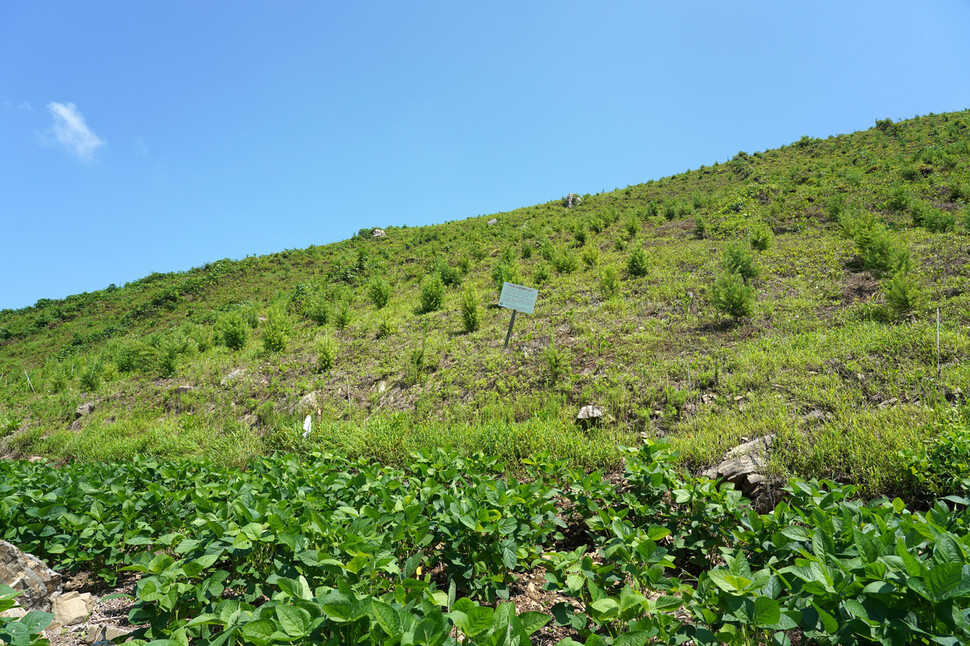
[498,282,538,349]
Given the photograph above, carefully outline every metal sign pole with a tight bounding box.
[503,310,517,349]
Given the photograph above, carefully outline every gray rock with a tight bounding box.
[563,193,581,208]
[701,434,774,499]
[0,541,62,613]
[576,405,603,430]
[174,385,194,394]
[299,392,318,411]
[372,228,386,239]
[487,218,498,226]
[220,369,245,387]
[74,402,96,420]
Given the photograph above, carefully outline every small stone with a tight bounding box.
[86,625,106,644]
[0,607,26,619]
[74,402,96,419]
[52,591,93,626]
[174,385,193,394]
[377,381,387,394]
[576,405,603,430]
[372,228,386,239]
[105,625,131,641]
[487,218,498,225]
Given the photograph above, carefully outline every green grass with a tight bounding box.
[2,110,970,498]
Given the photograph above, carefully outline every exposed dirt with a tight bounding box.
[46,572,141,646]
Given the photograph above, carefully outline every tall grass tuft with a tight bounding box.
[460,285,480,333]
[262,306,290,352]
[220,312,249,350]
[627,247,649,278]
[317,333,338,372]
[369,278,391,309]
[420,275,445,313]
[710,271,755,319]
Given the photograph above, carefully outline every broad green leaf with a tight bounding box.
[370,599,401,635]
[17,610,53,634]
[811,602,838,634]
[501,539,518,570]
[240,620,275,646]
[934,533,964,565]
[613,632,650,646]
[752,596,780,626]
[275,605,312,638]
[926,562,964,602]
[517,611,550,635]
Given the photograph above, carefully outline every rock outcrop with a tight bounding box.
[0,541,62,613]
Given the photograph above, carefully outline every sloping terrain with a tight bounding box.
[1,111,970,497]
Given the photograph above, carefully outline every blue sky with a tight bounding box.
[2,2,969,311]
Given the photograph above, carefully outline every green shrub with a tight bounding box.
[722,241,758,282]
[552,248,579,274]
[317,333,338,372]
[885,184,910,212]
[543,342,568,385]
[599,266,619,298]
[573,222,587,247]
[435,261,462,287]
[520,243,532,259]
[694,217,708,239]
[627,246,649,278]
[534,263,551,285]
[900,164,918,180]
[926,210,956,233]
[157,341,179,378]
[306,294,330,326]
[588,216,605,234]
[492,261,523,290]
[79,358,102,392]
[883,271,925,318]
[220,312,249,350]
[420,275,445,313]
[376,318,393,339]
[855,224,912,274]
[962,206,970,232]
[369,278,391,309]
[623,214,639,239]
[114,340,158,372]
[45,363,69,394]
[470,240,487,260]
[663,202,677,220]
[333,300,352,329]
[540,240,556,263]
[710,271,755,318]
[261,306,290,352]
[911,201,956,232]
[748,221,773,250]
[581,245,600,268]
[460,285,480,333]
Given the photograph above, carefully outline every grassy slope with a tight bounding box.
[1,111,969,496]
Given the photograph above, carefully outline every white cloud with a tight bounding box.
[19,101,33,112]
[45,101,105,162]
[134,136,149,157]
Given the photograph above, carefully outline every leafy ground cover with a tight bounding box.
[4,443,970,645]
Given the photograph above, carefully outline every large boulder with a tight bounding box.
[0,541,62,613]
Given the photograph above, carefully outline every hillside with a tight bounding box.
[2,110,970,498]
